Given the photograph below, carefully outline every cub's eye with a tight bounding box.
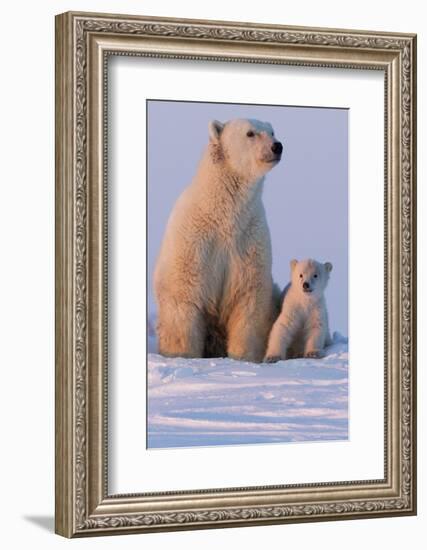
[314,274,318,278]
[246,130,255,138]
[299,274,303,278]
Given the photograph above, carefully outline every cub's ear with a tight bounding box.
[290,259,298,271]
[208,120,224,142]
[324,262,333,273]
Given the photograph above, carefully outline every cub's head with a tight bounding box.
[208,118,283,180]
[290,259,332,297]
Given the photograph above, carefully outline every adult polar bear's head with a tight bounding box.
[208,118,283,181]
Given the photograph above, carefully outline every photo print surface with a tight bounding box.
[147,99,348,449]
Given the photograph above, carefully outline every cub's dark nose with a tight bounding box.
[303,282,310,290]
[271,141,283,155]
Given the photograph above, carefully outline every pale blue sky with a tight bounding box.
[147,100,348,335]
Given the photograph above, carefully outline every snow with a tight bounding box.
[147,332,348,449]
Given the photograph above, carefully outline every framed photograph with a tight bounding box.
[55,11,417,537]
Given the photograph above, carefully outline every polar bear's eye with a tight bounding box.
[299,274,303,278]
[314,274,318,278]
[247,130,255,138]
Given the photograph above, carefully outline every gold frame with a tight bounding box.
[55,11,417,537]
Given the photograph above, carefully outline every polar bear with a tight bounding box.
[154,118,283,362]
[264,259,333,362]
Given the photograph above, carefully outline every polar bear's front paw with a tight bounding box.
[304,350,325,359]
[264,355,281,364]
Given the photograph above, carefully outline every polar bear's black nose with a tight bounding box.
[271,141,283,155]
[303,282,310,290]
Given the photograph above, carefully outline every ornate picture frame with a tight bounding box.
[55,11,417,537]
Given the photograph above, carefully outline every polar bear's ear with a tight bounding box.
[209,120,225,142]
[324,262,333,272]
[290,259,298,271]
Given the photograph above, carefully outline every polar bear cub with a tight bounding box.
[265,259,333,362]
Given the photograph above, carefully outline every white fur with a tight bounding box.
[154,118,282,362]
[265,259,333,362]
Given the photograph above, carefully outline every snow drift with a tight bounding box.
[147,331,348,449]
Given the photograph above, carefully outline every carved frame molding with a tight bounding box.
[55,11,416,537]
